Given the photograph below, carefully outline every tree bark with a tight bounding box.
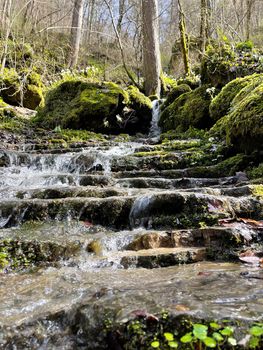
[178,0,190,75]
[69,0,85,68]
[200,0,207,54]
[245,0,254,40]
[117,0,126,34]
[141,0,161,97]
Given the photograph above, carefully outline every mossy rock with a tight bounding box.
[126,86,152,133]
[161,84,191,110]
[161,73,177,94]
[36,80,128,131]
[36,80,152,134]
[201,41,263,88]
[159,85,213,132]
[0,68,43,110]
[209,74,263,121]
[226,82,263,152]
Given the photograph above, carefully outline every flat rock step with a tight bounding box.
[116,247,206,268]
[113,168,246,180]
[0,185,131,200]
[0,191,261,229]
[116,176,240,189]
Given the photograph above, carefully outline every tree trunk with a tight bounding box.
[0,0,12,74]
[117,0,126,34]
[141,0,161,97]
[245,0,254,40]
[200,0,207,54]
[69,0,85,69]
[178,0,190,75]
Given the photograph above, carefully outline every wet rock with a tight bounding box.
[126,232,174,251]
[120,247,206,268]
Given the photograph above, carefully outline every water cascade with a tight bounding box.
[0,128,262,348]
[149,99,163,139]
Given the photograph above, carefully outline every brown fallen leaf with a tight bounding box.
[239,218,263,228]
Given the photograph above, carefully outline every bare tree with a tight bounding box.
[178,0,190,75]
[141,0,161,97]
[69,0,85,68]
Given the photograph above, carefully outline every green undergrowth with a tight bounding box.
[0,113,30,133]
[104,313,263,349]
[52,128,106,143]
[248,164,263,179]
[160,128,207,141]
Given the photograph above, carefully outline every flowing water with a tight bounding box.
[0,105,262,348]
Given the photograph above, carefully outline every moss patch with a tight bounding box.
[161,84,191,110]
[35,80,152,134]
[209,74,262,121]
[160,85,213,132]
[0,68,43,110]
[226,82,263,152]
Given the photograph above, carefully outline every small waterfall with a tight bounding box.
[129,195,153,228]
[92,143,141,174]
[149,99,162,139]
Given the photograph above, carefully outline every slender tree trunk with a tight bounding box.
[245,0,254,40]
[141,0,161,97]
[104,0,140,88]
[69,0,85,68]
[200,0,207,54]
[178,0,190,75]
[117,0,126,34]
[87,0,95,46]
[0,0,12,74]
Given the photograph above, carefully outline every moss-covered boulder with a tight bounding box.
[209,74,263,121]
[201,41,263,88]
[0,68,43,110]
[36,80,152,134]
[161,84,191,110]
[159,85,213,132]
[126,86,152,133]
[226,82,263,152]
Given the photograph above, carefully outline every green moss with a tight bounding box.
[36,80,152,134]
[160,85,213,132]
[201,41,263,87]
[161,84,191,110]
[35,80,128,131]
[55,129,106,143]
[0,68,43,109]
[226,82,263,152]
[160,127,207,141]
[209,75,261,121]
[209,115,230,139]
[127,86,152,110]
[248,164,263,179]
[251,185,263,197]
[161,73,177,93]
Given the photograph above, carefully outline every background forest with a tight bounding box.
[1,0,263,85]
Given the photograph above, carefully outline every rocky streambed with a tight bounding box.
[0,131,262,349]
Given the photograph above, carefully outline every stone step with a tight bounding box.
[116,247,207,268]
[0,185,130,200]
[0,191,261,229]
[117,176,224,189]
[0,173,112,188]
